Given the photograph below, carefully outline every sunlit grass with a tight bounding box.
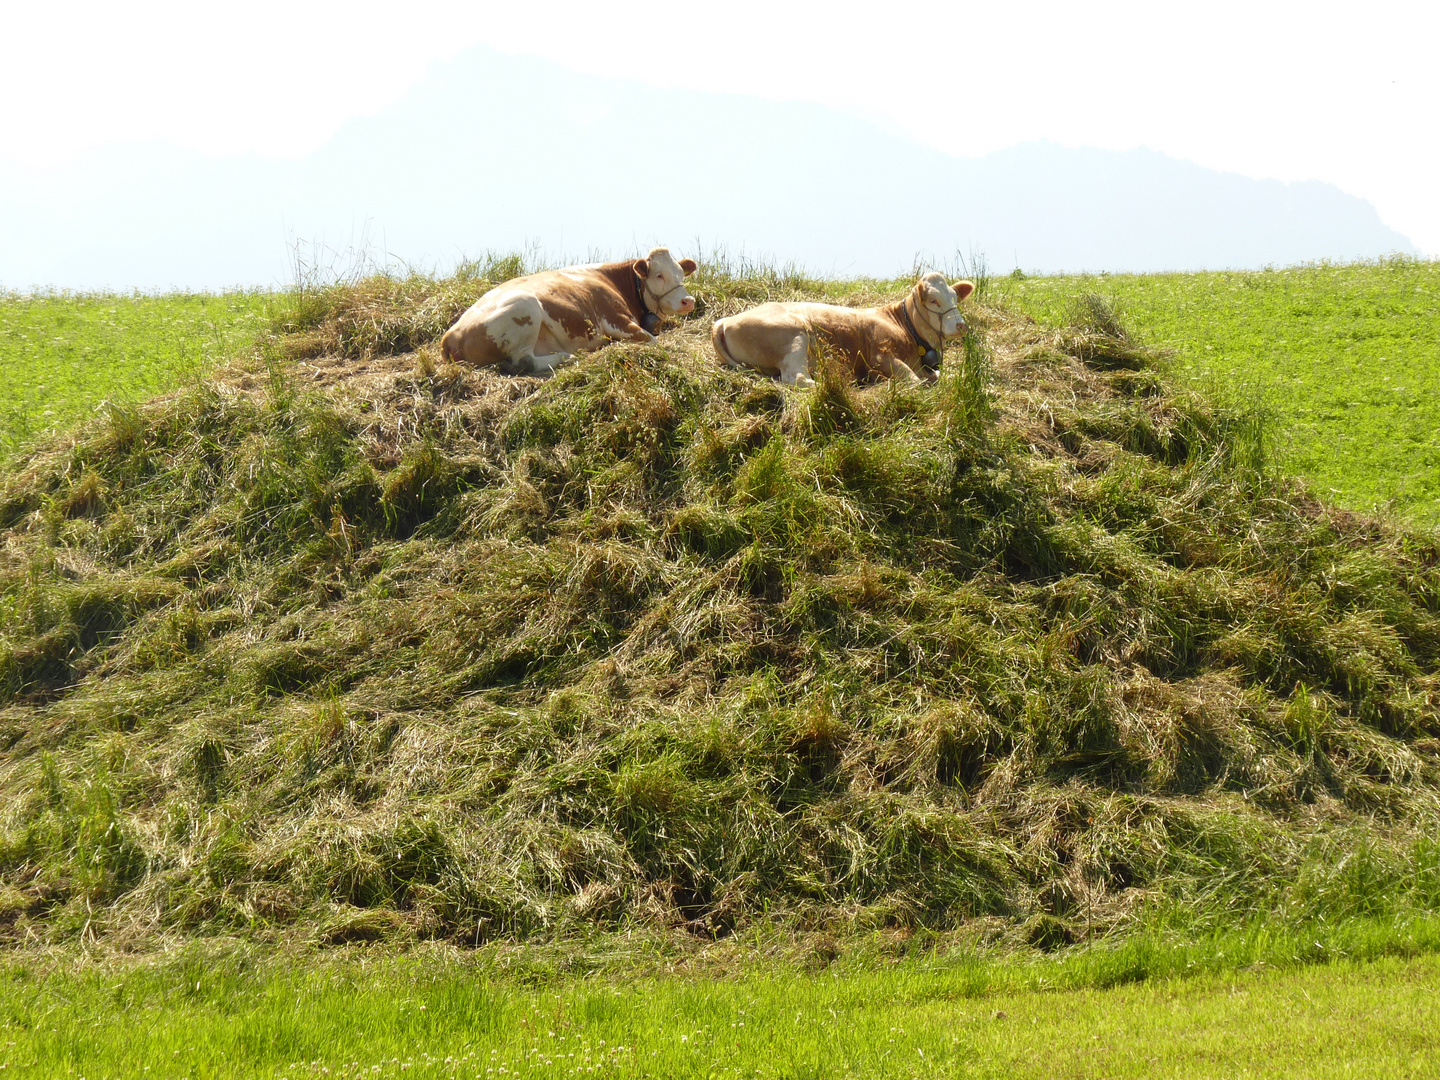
[996,257,1440,525]
[4,933,1440,1078]
[0,291,269,454]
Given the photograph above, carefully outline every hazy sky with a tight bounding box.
[5,0,1437,254]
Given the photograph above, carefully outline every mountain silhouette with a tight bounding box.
[0,47,1416,291]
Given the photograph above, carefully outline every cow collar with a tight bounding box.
[898,293,943,370]
[633,270,661,334]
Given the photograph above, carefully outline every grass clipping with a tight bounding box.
[1,266,1438,954]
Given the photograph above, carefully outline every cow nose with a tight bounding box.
[679,297,695,313]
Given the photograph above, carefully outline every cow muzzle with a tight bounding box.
[647,280,695,317]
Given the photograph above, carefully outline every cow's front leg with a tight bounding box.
[604,319,657,344]
[777,335,816,388]
[870,353,924,385]
[498,351,574,375]
[528,352,575,373]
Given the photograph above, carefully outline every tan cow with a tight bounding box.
[440,248,698,374]
[710,273,975,387]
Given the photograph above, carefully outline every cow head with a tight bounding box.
[914,272,974,339]
[633,247,698,322]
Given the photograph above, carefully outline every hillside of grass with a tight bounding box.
[0,264,1438,956]
[998,258,1440,525]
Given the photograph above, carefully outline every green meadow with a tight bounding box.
[996,257,1440,525]
[4,936,1440,1079]
[0,291,269,454]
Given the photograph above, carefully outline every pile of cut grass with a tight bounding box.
[0,264,1438,954]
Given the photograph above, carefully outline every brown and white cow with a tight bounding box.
[710,273,974,387]
[439,248,698,374]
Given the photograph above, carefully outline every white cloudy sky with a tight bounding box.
[5,0,1437,254]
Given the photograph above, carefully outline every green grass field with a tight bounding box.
[0,291,269,455]
[5,936,1440,1079]
[996,258,1440,525]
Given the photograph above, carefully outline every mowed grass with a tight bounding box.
[0,292,270,454]
[3,935,1440,1079]
[996,258,1440,526]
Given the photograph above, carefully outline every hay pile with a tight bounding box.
[1,263,1438,952]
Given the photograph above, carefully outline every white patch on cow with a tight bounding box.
[777,334,814,387]
[479,285,525,311]
[480,293,547,357]
[534,317,578,355]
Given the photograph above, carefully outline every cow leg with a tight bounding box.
[527,352,575,373]
[776,335,815,388]
[495,351,571,376]
[601,319,656,344]
[870,354,923,385]
[485,296,549,374]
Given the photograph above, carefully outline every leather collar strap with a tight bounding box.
[898,296,942,369]
[633,270,660,334]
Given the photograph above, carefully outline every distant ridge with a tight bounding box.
[0,47,1417,291]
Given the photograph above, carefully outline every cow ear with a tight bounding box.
[952,280,976,301]
[679,258,697,276]
[633,258,649,277]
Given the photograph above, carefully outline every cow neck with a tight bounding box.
[590,261,657,333]
[894,293,943,367]
[632,269,660,333]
